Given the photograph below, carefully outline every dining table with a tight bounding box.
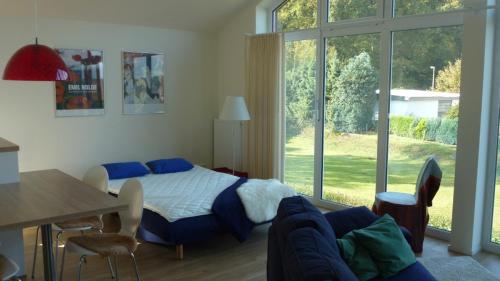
[0,169,128,281]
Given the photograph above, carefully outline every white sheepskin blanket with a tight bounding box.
[237,179,297,224]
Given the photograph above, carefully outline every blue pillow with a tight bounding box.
[102,162,150,180]
[146,158,194,174]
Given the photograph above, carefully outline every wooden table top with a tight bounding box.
[0,169,127,230]
[0,138,19,153]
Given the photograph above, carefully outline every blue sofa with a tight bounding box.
[267,196,437,281]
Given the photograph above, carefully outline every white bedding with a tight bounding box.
[108,165,239,222]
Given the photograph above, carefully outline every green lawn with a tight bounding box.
[284,128,500,243]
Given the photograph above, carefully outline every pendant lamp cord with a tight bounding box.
[34,0,38,44]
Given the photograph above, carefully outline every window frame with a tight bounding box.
[270,0,494,247]
[482,0,500,255]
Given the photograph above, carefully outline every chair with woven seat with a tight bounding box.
[31,166,110,278]
[372,156,442,253]
[60,178,144,281]
[0,255,20,281]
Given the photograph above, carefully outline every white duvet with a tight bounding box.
[108,165,239,222]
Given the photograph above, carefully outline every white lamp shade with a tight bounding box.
[219,96,251,121]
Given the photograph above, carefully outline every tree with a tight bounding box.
[446,104,460,118]
[331,52,378,133]
[276,0,317,32]
[436,59,461,93]
[329,0,377,22]
[285,40,316,139]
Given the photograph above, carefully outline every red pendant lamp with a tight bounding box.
[2,0,70,81]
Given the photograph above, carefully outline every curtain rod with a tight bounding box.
[244,32,282,37]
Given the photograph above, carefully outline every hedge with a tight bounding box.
[389,115,457,145]
[436,118,458,145]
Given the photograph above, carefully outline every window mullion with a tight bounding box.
[383,0,393,18]
[320,0,328,28]
[376,28,392,194]
[313,34,326,205]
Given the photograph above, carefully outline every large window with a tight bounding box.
[493,141,500,244]
[273,0,494,243]
[388,26,463,231]
[275,0,318,32]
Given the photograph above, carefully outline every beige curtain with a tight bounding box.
[244,33,283,179]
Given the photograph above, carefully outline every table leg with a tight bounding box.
[41,224,56,281]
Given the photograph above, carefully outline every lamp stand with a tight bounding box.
[232,123,236,175]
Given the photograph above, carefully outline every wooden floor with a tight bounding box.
[24,220,500,281]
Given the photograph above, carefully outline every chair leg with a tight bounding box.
[59,244,67,281]
[107,257,116,279]
[55,231,62,267]
[77,256,86,281]
[31,226,40,279]
[176,244,184,260]
[113,256,119,281]
[130,253,141,281]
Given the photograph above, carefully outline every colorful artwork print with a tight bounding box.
[55,49,105,117]
[122,51,165,114]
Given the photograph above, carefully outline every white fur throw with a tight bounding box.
[237,179,297,224]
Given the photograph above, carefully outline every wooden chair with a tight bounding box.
[60,178,144,281]
[31,166,110,278]
[372,156,442,253]
[0,255,19,281]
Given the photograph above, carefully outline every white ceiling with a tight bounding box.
[0,0,252,32]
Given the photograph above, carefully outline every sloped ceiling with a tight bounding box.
[0,0,252,32]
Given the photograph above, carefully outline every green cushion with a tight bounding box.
[353,214,416,278]
[337,232,379,281]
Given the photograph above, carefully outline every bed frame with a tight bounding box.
[88,166,227,260]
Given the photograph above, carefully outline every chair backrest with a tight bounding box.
[118,179,144,237]
[0,255,19,280]
[83,166,109,193]
[415,156,443,202]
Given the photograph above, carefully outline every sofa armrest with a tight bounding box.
[324,206,379,238]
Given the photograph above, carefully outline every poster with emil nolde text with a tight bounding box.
[55,49,104,117]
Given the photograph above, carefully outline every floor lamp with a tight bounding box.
[219,96,251,175]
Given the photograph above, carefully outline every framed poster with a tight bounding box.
[55,49,104,117]
[122,51,165,115]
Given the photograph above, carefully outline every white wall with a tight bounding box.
[391,100,439,118]
[0,16,217,178]
[216,0,259,109]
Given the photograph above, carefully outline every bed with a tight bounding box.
[106,165,258,259]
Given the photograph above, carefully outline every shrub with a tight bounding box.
[436,118,458,145]
[414,119,427,140]
[424,118,442,141]
[390,116,414,137]
[436,59,461,93]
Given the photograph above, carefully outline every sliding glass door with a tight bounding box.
[283,39,318,197]
[322,33,380,207]
[387,26,463,231]
[492,140,500,244]
[275,0,466,237]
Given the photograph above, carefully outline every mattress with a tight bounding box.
[108,165,239,222]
